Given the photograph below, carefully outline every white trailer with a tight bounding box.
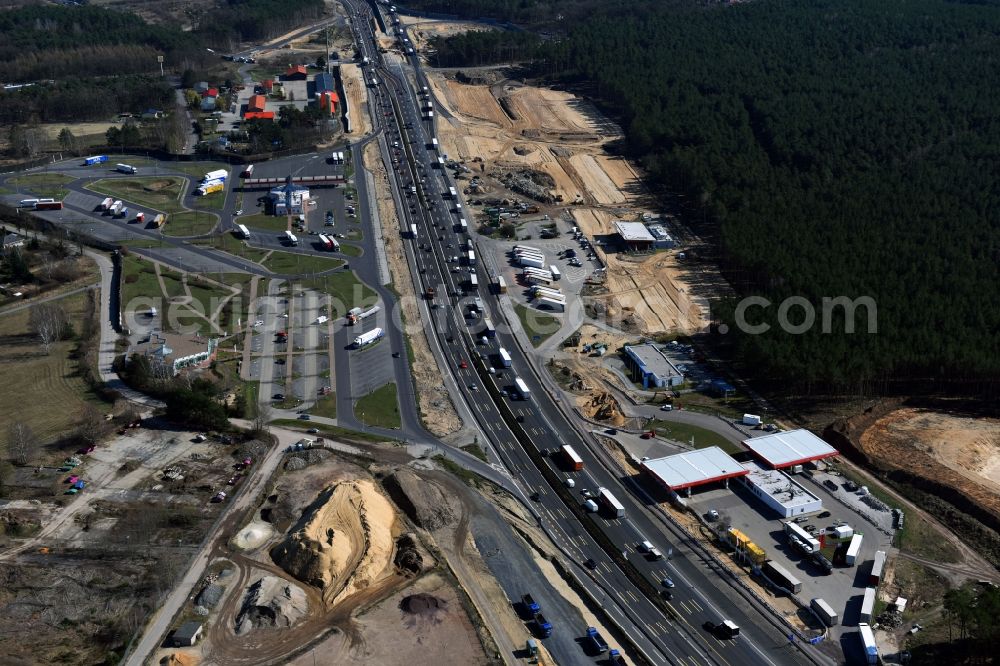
[845,533,864,566]
[347,306,380,325]
[513,377,531,400]
[284,230,299,246]
[519,256,547,270]
[99,197,113,210]
[447,186,457,199]
[810,598,839,627]
[466,250,476,264]
[858,623,879,665]
[870,550,886,584]
[237,224,250,239]
[513,248,545,259]
[457,218,468,232]
[109,200,123,215]
[743,413,762,426]
[523,267,554,280]
[860,587,876,623]
[523,272,552,286]
[549,265,561,281]
[116,163,137,174]
[353,327,383,347]
[498,348,512,368]
[410,223,418,238]
[597,488,625,518]
[536,296,565,312]
[431,137,439,150]
[467,274,478,289]
[784,521,821,553]
[532,286,564,299]
[202,169,228,182]
[495,276,506,293]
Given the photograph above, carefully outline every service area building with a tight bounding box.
[268,186,311,215]
[623,343,684,388]
[742,429,840,470]
[614,221,656,251]
[642,447,749,497]
[647,224,676,249]
[738,460,823,518]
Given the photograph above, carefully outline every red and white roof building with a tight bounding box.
[641,446,749,496]
[742,429,839,470]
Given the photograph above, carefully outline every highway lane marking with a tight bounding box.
[689,598,703,612]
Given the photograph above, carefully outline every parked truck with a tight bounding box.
[608,649,627,665]
[115,163,137,174]
[742,413,762,426]
[763,559,803,594]
[202,169,228,182]
[34,201,64,210]
[153,213,167,228]
[845,533,864,566]
[99,197,114,211]
[533,613,552,638]
[858,623,879,664]
[84,155,108,166]
[810,598,839,627]
[347,305,380,325]
[585,627,608,653]
[196,182,224,195]
[241,164,255,178]
[352,327,383,348]
[135,212,145,223]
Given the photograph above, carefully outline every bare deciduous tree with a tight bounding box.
[76,404,109,446]
[252,405,272,438]
[7,421,35,466]
[28,303,67,353]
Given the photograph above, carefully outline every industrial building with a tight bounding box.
[641,447,749,497]
[742,429,840,470]
[614,221,656,251]
[738,461,823,517]
[623,343,684,388]
[314,71,336,93]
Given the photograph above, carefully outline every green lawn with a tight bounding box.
[162,211,217,237]
[89,177,185,213]
[514,303,561,347]
[339,243,362,257]
[355,382,400,429]
[8,172,75,200]
[193,189,226,210]
[300,272,376,317]
[121,255,163,306]
[309,393,337,419]
[647,419,740,453]
[263,250,344,275]
[241,214,294,233]
[193,236,270,264]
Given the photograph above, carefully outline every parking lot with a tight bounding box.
[686,473,894,637]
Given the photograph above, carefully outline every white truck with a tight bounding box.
[353,327,383,348]
[742,413,762,426]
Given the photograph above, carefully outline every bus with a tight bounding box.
[514,377,531,400]
[482,318,496,339]
[284,230,299,246]
[236,224,250,239]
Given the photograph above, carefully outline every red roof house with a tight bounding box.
[284,65,308,80]
[243,111,276,121]
[201,87,219,98]
[261,79,274,91]
[247,95,266,113]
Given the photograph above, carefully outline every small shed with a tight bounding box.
[172,621,204,646]
[284,64,308,80]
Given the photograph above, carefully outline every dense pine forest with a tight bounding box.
[433,0,1000,394]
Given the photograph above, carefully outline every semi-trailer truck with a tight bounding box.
[561,444,583,471]
[762,559,803,593]
[153,214,167,227]
[498,348,512,368]
[241,164,255,178]
[597,488,626,518]
[99,197,113,211]
[35,201,64,210]
[196,182,224,195]
[116,163,137,174]
[202,169,228,182]
[84,155,108,166]
[352,327,384,348]
[347,305,380,325]
[284,230,298,246]
[585,627,608,653]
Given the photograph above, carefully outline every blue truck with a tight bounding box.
[84,155,108,166]
[533,613,552,637]
[609,648,627,664]
[521,593,540,616]
[586,627,609,653]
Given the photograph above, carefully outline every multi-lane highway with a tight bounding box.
[342,2,829,665]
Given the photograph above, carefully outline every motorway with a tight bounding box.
[345,2,825,665]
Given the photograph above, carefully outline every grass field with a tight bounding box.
[8,172,75,200]
[0,292,105,448]
[339,243,362,257]
[195,235,271,264]
[166,162,233,183]
[89,177,186,213]
[300,271,376,317]
[121,256,162,307]
[162,211,217,237]
[355,382,400,429]
[514,303,561,347]
[309,393,337,418]
[241,214,292,233]
[263,250,344,275]
[647,419,739,453]
[193,189,226,210]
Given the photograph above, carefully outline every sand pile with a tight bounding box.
[399,593,448,629]
[382,470,459,531]
[161,655,198,666]
[235,575,309,635]
[585,392,625,425]
[270,480,397,605]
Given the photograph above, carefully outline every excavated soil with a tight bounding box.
[382,469,460,531]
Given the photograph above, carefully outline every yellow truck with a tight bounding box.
[196,182,224,196]
[153,214,167,228]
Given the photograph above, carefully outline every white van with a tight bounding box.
[639,540,654,553]
[583,499,599,512]
[564,478,575,488]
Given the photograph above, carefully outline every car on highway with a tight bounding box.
[272,393,284,400]
[469,383,478,391]
[458,360,467,368]
[584,558,598,570]
[298,414,311,420]
[661,577,675,588]
[307,428,320,434]
[392,351,400,358]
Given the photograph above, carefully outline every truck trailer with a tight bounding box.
[521,594,540,615]
[513,377,531,401]
[35,201,64,210]
[196,182,224,195]
[241,164,255,178]
[762,560,803,594]
[284,230,299,246]
[858,623,879,665]
[353,327,384,348]
[153,214,167,228]
[519,256,547,270]
[561,445,583,471]
[237,224,250,239]
[869,550,886,585]
[845,533,864,566]
[597,488,625,518]
[810,598,839,627]
[536,297,565,312]
[495,276,507,294]
[498,348,512,368]
[202,169,228,182]
[116,163,137,174]
[533,613,552,638]
[99,197,113,211]
[860,587,876,622]
[84,155,108,166]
